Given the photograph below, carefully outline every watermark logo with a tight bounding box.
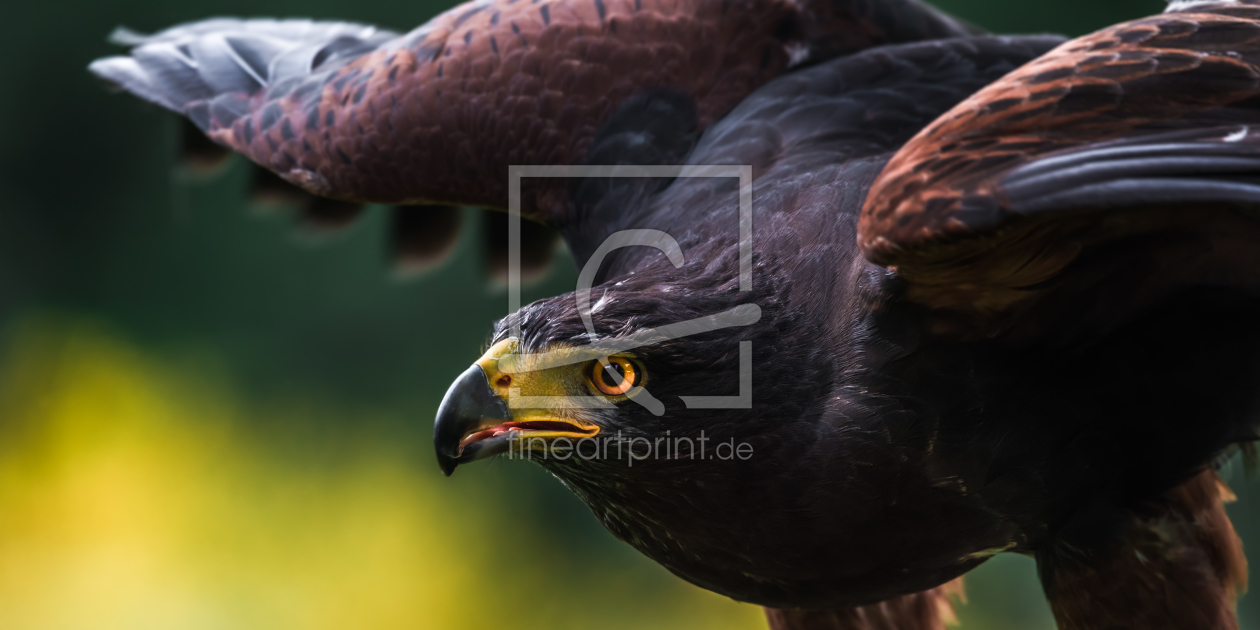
[507,431,755,465]
[503,165,758,414]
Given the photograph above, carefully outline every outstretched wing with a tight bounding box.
[859,0,1260,339]
[91,0,975,219]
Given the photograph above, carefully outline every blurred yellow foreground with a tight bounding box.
[0,318,764,630]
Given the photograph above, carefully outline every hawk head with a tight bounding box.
[431,237,840,471]
[429,241,862,606]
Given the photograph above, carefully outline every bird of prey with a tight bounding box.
[91,0,1260,628]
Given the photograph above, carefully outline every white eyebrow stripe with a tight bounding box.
[498,304,762,373]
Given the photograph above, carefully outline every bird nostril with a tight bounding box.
[496,375,511,388]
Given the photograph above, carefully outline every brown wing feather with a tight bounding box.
[221,0,798,211]
[859,2,1260,265]
[854,1,1260,335]
[95,0,975,221]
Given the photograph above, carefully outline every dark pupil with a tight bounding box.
[600,363,627,388]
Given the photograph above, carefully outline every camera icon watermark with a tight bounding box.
[502,164,757,415]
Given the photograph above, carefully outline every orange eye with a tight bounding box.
[591,357,638,396]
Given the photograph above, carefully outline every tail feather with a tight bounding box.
[764,578,966,630]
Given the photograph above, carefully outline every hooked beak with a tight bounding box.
[433,342,600,476]
[433,363,511,476]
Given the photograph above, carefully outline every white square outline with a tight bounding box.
[507,164,754,409]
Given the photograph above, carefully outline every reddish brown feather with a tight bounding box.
[859,2,1260,267]
[199,0,971,218]
[1039,470,1247,630]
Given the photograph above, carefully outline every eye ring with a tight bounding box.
[590,357,639,396]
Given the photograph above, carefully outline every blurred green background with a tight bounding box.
[3,0,1257,628]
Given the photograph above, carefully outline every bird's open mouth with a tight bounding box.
[434,363,603,475]
[458,420,600,450]
[442,417,601,473]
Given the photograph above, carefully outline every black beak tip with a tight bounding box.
[438,454,458,477]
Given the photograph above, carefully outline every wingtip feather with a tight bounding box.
[88,56,183,111]
[107,26,149,46]
[1165,0,1243,13]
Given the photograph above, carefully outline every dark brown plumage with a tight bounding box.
[863,6,1260,262]
[1039,470,1247,630]
[91,1,1260,629]
[859,4,1260,335]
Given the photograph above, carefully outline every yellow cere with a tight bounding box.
[479,338,642,403]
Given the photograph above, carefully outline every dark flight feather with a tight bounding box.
[859,1,1260,337]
